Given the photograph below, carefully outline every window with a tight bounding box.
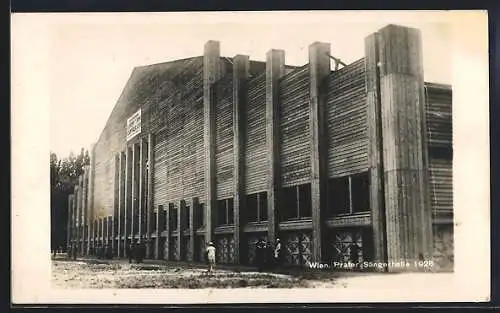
[216,198,234,226]
[153,211,157,232]
[157,205,166,231]
[217,200,227,226]
[228,199,234,225]
[245,192,268,223]
[183,205,191,229]
[328,177,350,215]
[282,186,297,220]
[281,184,312,220]
[429,146,453,160]
[195,203,205,228]
[328,171,370,216]
[258,192,268,221]
[351,173,370,213]
[246,194,258,222]
[298,184,312,218]
[169,204,178,230]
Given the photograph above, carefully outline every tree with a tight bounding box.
[50,147,91,251]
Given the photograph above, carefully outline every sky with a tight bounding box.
[48,11,452,158]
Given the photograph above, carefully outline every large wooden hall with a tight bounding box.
[66,24,453,272]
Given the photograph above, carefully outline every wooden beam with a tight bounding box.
[178,200,184,260]
[130,143,137,241]
[75,182,81,254]
[146,133,155,259]
[309,41,331,262]
[124,147,131,256]
[73,187,77,246]
[203,40,221,245]
[87,144,96,253]
[112,155,119,254]
[82,168,88,255]
[139,139,144,241]
[117,152,123,257]
[165,203,171,260]
[189,198,197,261]
[265,49,285,245]
[376,24,433,271]
[232,54,249,264]
[364,31,388,269]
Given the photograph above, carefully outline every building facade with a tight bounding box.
[66,24,453,272]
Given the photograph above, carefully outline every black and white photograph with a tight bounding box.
[11,10,490,303]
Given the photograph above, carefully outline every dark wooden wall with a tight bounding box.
[150,58,206,208]
[86,40,453,267]
[215,74,234,199]
[278,65,311,187]
[244,73,267,195]
[326,58,368,178]
[425,84,453,218]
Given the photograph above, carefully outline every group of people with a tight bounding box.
[203,238,282,274]
[64,240,147,263]
[254,238,282,271]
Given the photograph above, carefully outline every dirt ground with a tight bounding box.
[51,255,453,289]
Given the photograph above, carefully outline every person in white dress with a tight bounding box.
[206,241,216,273]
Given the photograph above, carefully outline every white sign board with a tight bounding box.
[126,109,141,141]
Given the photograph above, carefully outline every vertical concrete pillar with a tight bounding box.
[96,218,100,244]
[100,217,103,246]
[365,31,388,269]
[138,139,145,241]
[81,169,87,255]
[75,183,81,254]
[117,152,124,257]
[80,175,85,254]
[125,147,131,252]
[146,134,155,258]
[232,54,250,264]
[103,216,108,244]
[203,40,221,245]
[376,24,433,271]
[189,198,197,261]
[94,218,97,245]
[111,154,119,254]
[72,188,77,247]
[165,204,171,260]
[79,175,85,253]
[265,49,285,244]
[110,216,114,247]
[131,143,137,239]
[309,42,331,263]
[67,195,73,251]
[87,144,96,254]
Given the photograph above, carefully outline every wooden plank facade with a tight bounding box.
[67,24,454,272]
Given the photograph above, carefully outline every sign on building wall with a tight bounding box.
[126,109,141,141]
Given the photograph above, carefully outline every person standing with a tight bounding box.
[274,238,282,267]
[206,242,216,273]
